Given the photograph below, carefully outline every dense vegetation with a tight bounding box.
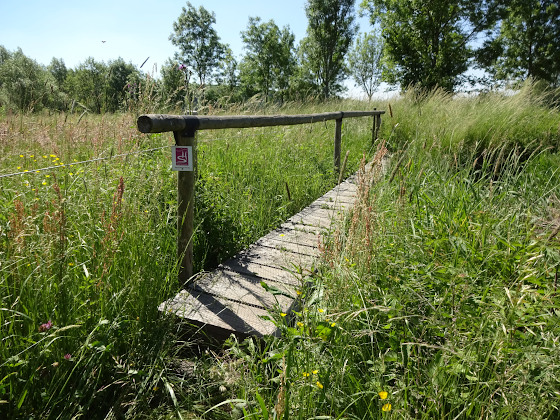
[1,85,559,418]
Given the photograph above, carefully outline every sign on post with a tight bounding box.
[171,146,193,171]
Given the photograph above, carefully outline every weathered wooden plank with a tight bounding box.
[256,237,320,257]
[190,270,296,311]
[259,227,323,249]
[160,289,279,337]
[220,259,304,285]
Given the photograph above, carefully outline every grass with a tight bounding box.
[1,85,560,419]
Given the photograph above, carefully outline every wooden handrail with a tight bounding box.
[137,110,384,134]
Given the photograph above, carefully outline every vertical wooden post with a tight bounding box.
[174,128,196,286]
[372,109,381,144]
[371,108,378,144]
[334,117,342,179]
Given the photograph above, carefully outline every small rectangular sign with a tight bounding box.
[171,146,193,171]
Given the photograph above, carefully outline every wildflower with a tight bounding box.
[302,372,310,377]
[50,154,56,158]
[312,370,318,374]
[68,262,74,266]
[29,155,34,158]
[279,233,285,237]
[297,322,304,327]
[296,290,302,295]
[153,386,159,391]
[382,403,391,412]
[280,313,287,317]
[24,170,29,172]
[39,320,53,332]
[17,166,21,170]
[42,181,47,185]
[330,322,336,327]
[379,391,388,400]
[43,155,47,158]
[318,308,324,313]
[316,381,323,389]
[45,175,50,178]
[69,172,73,176]
[64,354,72,360]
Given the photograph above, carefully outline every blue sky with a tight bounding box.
[0,0,371,75]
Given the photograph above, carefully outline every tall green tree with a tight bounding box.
[169,2,225,87]
[361,0,500,92]
[301,0,357,99]
[65,57,107,113]
[0,48,55,112]
[478,0,560,87]
[347,31,384,101]
[239,17,295,101]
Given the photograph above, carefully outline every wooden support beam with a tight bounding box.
[174,129,196,285]
[334,117,342,179]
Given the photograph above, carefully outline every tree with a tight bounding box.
[48,57,67,87]
[169,2,225,87]
[65,57,107,113]
[347,31,384,101]
[239,17,295,101]
[301,0,357,99]
[0,48,55,112]
[105,58,138,112]
[361,0,500,92]
[478,0,560,87]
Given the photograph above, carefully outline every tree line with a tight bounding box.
[1,0,558,113]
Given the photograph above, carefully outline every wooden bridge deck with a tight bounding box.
[159,170,371,339]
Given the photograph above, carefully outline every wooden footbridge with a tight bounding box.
[137,110,384,339]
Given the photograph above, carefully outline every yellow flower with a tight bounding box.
[318,308,324,313]
[379,391,388,400]
[297,322,304,327]
[24,170,29,172]
[69,172,74,176]
[43,155,47,158]
[19,154,24,157]
[382,403,391,412]
[45,175,50,178]
[68,263,74,266]
[296,290,302,295]
[280,313,287,317]
[17,166,22,170]
[331,322,336,327]
[312,370,318,374]
[42,181,47,185]
[316,381,323,389]
[302,372,310,377]
[29,155,34,158]
[50,154,56,158]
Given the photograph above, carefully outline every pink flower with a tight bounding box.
[39,320,52,332]
[64,354,72,361]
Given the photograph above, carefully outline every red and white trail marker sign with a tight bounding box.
[171,146,193,171]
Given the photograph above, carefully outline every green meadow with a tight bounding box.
[1,85,560,419]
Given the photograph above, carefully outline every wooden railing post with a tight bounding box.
[372,108,381,144]
[174,127,197,286]
[334,117,342,178]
